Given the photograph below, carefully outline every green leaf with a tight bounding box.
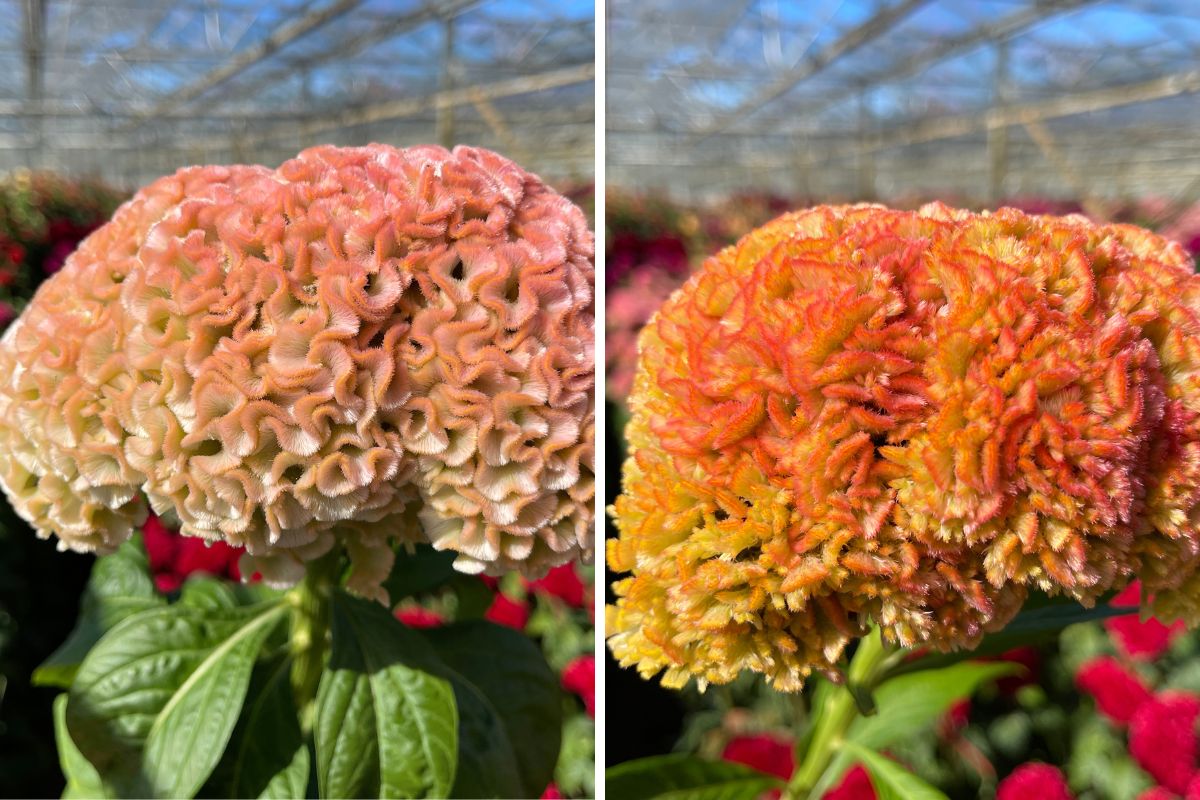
[178,577,239,611]
[210,655,309,800]
[142,603,288,799]
[448,575,493,620]
[810,661,1014,797]
[315,591,457,799]
[850,661,1015,750]
[841,742,948,800]
[259,746,310,800]
[66,601,286,798]
[605,753,784,800]
[147,604,288,796]
[424,620,562,798]
[34,537,165,688]
[554,714,595,799]
[54,694,112,800]
[384,545,458,601]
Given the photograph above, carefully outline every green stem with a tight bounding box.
[288,551,340,734]
[784,627,895,800]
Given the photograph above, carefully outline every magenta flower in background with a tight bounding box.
[605,268,686,399]
[1075,656,1153,726]
[394,606,445,629]
[485,592,531,630]
[996,763,1073,800]
[1106,582,1185,660]
[721,733,795,782]
[1129,692,1200,794]
[561,655,595,717]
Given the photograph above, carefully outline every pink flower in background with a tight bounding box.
[561,655,595,717]
[996,763,1073,800]
[1106,582,1184,660]
[0,302,16,329]
[395,607,444,629]
[1129,693,1200,794]
[42,239,76,275]
[485,593,530,630]
[1137,788,1176,800]
[721,733,795,782]
[823,764,876,800]
[1162,203,1200,257]
[1076,657,1153,725]
[605,268,687,398]
[540,784,563,799]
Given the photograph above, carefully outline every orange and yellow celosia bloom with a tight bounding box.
[607,202,1200,691]
[0,144,594,599]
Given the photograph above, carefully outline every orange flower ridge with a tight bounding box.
[0,144,594,599]
[607,202,1200,691]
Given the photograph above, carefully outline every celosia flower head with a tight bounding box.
[608,202,1200,691]
[0,144,594,600]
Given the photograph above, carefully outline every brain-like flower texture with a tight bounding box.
[0,144,594,600]
[607,202,1200,691]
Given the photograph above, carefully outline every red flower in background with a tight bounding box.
[1137,788,1177,800]
[1106,582,1185,660]
[721,733,795,782]
[938,699,971,739]
[540,784,563,799]
[823,764,876,800]
[485,593,530,630]
[141,513,242,593]
[996,763,1073,800]
[395,607,444,629]
[562,655,595,717]
[527,564,587,608]
[993,646,1041,695]
[1129,693,1200,794]
[1076,657,1153,725]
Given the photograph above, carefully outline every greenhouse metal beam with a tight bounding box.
[211,0,480,108]
[850,67,1200,156]
[0,100,313,120]
[691,0,932,138]
[235,61,595,147]
[811,0,1097,110]
[116,0,364,133]
[21,0,46,164]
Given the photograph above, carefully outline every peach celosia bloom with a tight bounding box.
[608,202,1200,691]
[0,144,594,600]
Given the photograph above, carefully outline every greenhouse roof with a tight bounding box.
[607,0,1200,201]
[0,0,594,187]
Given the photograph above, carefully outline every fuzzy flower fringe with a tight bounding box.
[608,202,1200,691]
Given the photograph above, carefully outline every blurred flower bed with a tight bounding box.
[695,583,1200,799]
[0,171,126,320]
[0,171,127,798]
[606,189,1200,800]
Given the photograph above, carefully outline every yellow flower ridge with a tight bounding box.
[607,202,1200,691]
[0,144,594,599]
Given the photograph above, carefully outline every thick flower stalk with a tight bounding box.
[608,202,1200,691]
[0,144,594,600]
